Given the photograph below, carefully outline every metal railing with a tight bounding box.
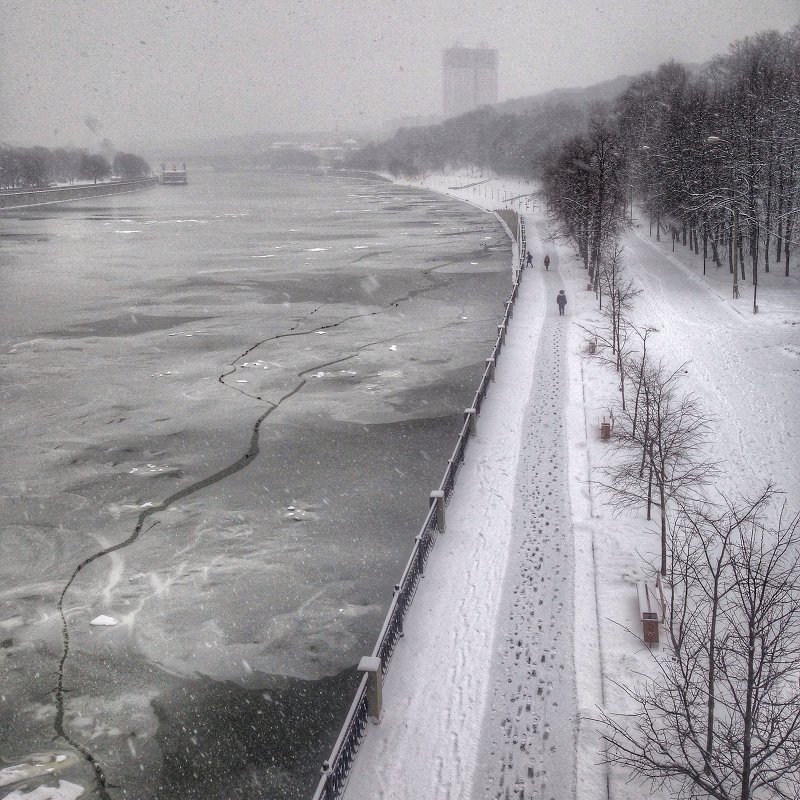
[311,213,526,800]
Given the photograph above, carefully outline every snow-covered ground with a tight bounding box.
[343,171,800,800]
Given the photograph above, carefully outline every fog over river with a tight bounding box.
[0,172,510,798]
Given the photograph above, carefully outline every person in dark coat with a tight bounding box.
[544,254,550,270]
[525,251,533,268]
[556,289,567,316]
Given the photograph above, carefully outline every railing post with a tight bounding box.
[498,324,506,345]
[486,357,496,382]
[505,300,513,320]
[393,583,404,637]
[430,490,445,532]
[464,407,477,437]
[358,656,383,723]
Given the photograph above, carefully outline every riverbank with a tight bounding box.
[0,171,515,799]
[342,170,800,800]
[0,176,158,210]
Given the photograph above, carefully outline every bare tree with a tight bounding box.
[597,245,641,375]
[600,488,800,800]
[598,357,716,575]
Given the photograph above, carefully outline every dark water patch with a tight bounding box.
[292,229,377,242]
[5,204,147,219]
[401,219,440,228]
[388,359,497,416]
[41,314,215,339]
[179,267,441,308]
[425,246,505,264]
[380,204,416,212]
[0,232,50,241]
[150,668,359,800]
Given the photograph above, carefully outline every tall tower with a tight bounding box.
[442,46,498,117]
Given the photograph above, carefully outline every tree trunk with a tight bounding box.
[776,160,784,264]
[659,478,667,577]
[764,156,773,274]
[786,162,795,278]
[738,226,746,282]
[740,627,757,800]
[728,225,734,274]
[704,566,723,775]
[710,219,721,267]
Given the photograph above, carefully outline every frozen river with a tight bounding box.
[0,172,511,799]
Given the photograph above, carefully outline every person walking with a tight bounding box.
[525,251,533,268]
[556,289,567,316]
[544,254,550,271]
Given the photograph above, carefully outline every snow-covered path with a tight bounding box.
[471,263,577,800]
[343,206,581,800]
[623,224,800,508]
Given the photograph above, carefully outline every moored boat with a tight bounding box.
[160,163,188,185]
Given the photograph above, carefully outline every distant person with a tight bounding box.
[544,254,550,271]
[556,289,567,316]
[525,251,533,268]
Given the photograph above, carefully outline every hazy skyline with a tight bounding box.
[1,0,797,150]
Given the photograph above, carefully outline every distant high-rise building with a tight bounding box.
[442,46,498,117]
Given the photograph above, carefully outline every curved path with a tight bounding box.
[623,227,800,506]
[344,223,578,800]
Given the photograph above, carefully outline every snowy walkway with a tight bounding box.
[344,214,579,800]
[472,254,577,800]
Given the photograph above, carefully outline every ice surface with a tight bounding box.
[0,172,511,798]
[0,753,81,791]
[3,781,84,799]
[89,615,118,626]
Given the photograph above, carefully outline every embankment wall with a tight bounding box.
[0,176,159,210]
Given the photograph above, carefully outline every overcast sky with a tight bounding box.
[1,0,797,149]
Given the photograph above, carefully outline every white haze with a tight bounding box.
[0,0,797,149]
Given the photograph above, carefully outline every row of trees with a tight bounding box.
[619,29,800,287]
[540,111,629,287]
[541,26,800,293]
[575,239,800,799]
[0,145,151,189]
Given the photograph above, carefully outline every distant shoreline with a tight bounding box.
[0,176,158,210]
